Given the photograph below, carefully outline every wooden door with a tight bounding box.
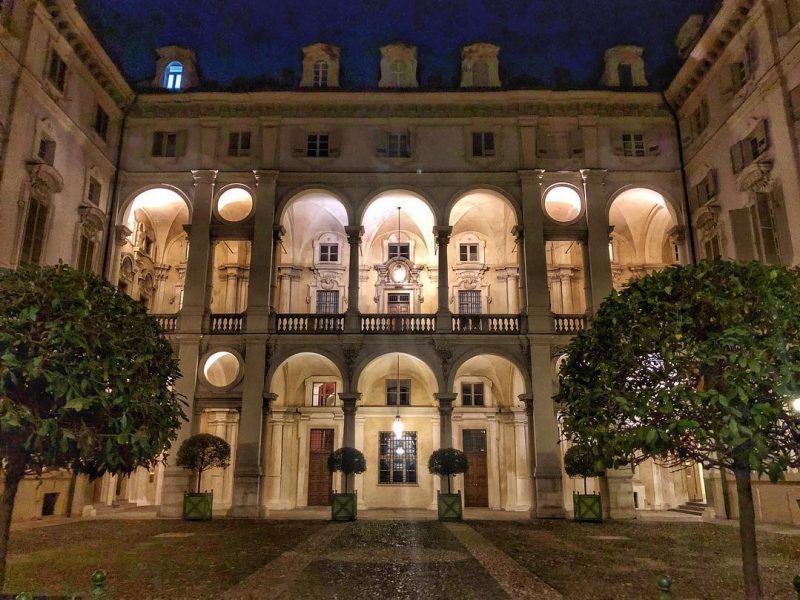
[308,429,334,506]
[387,293,410,314]
[463,429,489,507]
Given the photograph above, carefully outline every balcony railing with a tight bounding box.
[361,314,436,334]
[210,313,245,334]
[153,314,178,332]
[276,313,344,333]
[553,313,587,334]
[451,314,521,334]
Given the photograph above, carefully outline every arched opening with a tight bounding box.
[608,187,680,289]
[119,188,189,313]
[543,185,588,316]
[266,352,345,509]
[360,191,436,314]
[355,352,439,509]
[164,61,183,90]
[451,353,529,510]
[448,190,521,315]
[276,191,349,314]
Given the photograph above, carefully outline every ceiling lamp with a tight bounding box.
[392,354,405,439]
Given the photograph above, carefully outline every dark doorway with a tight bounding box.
[618,63,634,88]
[462,429,489,507]
[308,428,334,506]
[41,492,59,516]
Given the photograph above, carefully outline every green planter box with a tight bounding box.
[331,492,357,521]
[183,492,213,521]
[573,493,602,522]
[437,491,463,521]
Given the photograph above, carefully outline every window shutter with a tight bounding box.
[729,207,756,260]
[730,141,745,173]
[680,118,693,147]
[569,128,584,156]
[536,128,548,156]
[754,119,769,155]
[707,169,718,199]
[328,131,341,157]
[291,130,307,157]
[240,131,251,156]
[374,130,388,156]
[697,178,708,207]
[228,132,239,156]
[611,130,623,155]
[747,33,759,73]
[701,100,710,130]
[484,132,495,155]
[151,132,163,156]
[688,184,700,213]
[175,131,187,157]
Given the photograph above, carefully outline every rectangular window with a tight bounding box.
[227,131,251,157]
[316,290,339,314]
[622,133,645,157]
[20,197,48,265]
[86,177,101,206]
[152,131,178,157]
[318,243,339,262]
[386,133,410,157]
[463,429,488,452]
[731,120,769,173]
[93,105,110,140]
[311,382,336,407]
[47,50,67,91]
[379,431,417,484]
[388,243,410,259]
[471,132,495,157]
[689,100,710,136]
[386,379,410,406]
[753,192,780,264]
[77,234,96,272]
[387,293,410,314]
[307,134,330,157]
[458,243,479,262]
[37,138,56,165]
[461,382,485,406]
[458,290,482,314]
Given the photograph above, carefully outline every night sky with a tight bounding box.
[78,0,718,90]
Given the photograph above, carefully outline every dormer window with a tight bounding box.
[390,60,407,87]
[472,61,490,87]
[313,60,329,87]
[618,63,634,87]
[164,61,183,90]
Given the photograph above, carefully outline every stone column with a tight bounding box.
[269,225,286,319]
[160,171,217,517]
[433,226,453,331]
[258,393,275,517]
[338,392,360,491]
[519,171,552,333]
[435,393,457,448]
[506,267,520,314]
[343,226,363,331]
[229,338,268,517]
[277,266,294,312]
[521,344,565,518]
[601,467,636,519]
[247,170,278,333]
[222,266,240,312]
[581,169,613,313]
[179,170,217,331]
[204,409,239,510]
[107,225,132,287]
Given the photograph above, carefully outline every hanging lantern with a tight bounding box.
[392,414,405,439]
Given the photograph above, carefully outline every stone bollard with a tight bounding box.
[657,575,673,600]
[793,574,800,599]
[92,569,109,599]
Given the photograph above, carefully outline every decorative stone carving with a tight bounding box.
[460,43,501,88]
[27,162,63,197]
[379,44,418,88]
[77,205,106,236]
[737,160,773,192]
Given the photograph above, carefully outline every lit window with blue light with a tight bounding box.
[164,61,183,90]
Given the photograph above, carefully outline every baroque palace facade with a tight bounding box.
[1,0,799,524]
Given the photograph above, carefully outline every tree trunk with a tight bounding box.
[196,469,201,494]
[0,452,26,592]
[720,465,732,519]
[734,468,762,599]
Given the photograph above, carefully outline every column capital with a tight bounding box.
[338,392,361,410]
[344,225,364,244]
[511,224,524,242]
[272,224,286,242]
[191,169,218,185]
[519,393,534,409]
[518,169,546,184]
[263,392,278,414]
[115,225,132,247]
[580,169,607,185]
[252,169,279,185]
[432,225,453,244]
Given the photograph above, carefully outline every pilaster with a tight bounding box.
[433,226,453,332]
[344,226,363,332]
[435,392,457,448]
[581,169,613,313]
[338,392,360,491]
[246,170,278,333]
[519,170,553,333]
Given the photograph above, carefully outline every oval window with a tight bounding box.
[543,186,582,223]
[203,351,241,388]
[217,187,253,223]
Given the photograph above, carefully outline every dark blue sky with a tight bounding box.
[78,0,718,89]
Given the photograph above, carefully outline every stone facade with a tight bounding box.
[0,0,798,526]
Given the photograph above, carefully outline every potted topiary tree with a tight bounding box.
[428,448,468,521]
[176,433,231,520]
[327,447,366,521]
[563,444,604,522]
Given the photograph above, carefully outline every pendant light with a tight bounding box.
[392,354,405,440]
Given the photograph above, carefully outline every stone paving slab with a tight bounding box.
[221,522,348,600]
[446,522,563,600]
